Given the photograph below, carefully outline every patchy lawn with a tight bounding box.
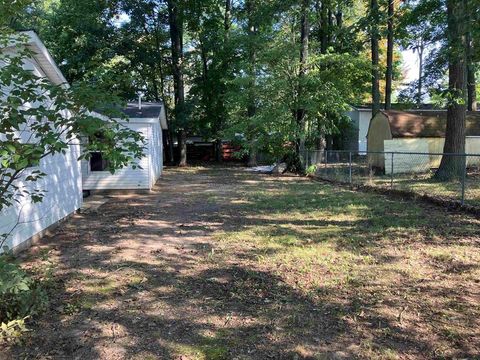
[315,164,480,207]
[2,166,480,359]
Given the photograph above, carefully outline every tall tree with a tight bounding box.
[415,38,425,107]
[370,0,380,115]
[465,0,477,111]
[384,0,394,110]
[215,0,232,162]
[168,0,187,166]
[436,0,467,180]
[294,0,310,169]
[245,0,258,167]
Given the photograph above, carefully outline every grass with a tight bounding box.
[6,166,480,359]
[315,163,480,206]
[207,170,480,358]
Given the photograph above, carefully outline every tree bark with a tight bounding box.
[224,0,232,32]
[467,55,477,111]
[384,0,394,110]
[417,39,424,107]
[327,8,333,45]
[435,0,467,180]
[214,0,232,163]
[370,0,380,115]
[295,0,310,163]
[335,7,343,28]
[466,14,477,111]
[167,0,187,167]
[246,0,258,167]
[289,0,310,173]
[319,0,328,54]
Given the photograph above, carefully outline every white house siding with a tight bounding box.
[0,144,83,252]
[149,121,163,187]
[384,137,480,174]
[0,47,83,252]
[82,122,151,190]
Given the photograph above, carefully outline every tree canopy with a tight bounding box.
[3,0,480,169]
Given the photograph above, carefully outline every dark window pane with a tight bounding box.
[90,152,109,171]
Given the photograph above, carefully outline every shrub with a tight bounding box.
[306,164,318,176]
[0,255,48,343]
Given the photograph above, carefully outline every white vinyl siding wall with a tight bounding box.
[0,56,83,252]
[149,121,163,187]
[82,122,151,190]
[0,143,83,251]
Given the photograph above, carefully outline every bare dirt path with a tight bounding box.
[4,166,480,359]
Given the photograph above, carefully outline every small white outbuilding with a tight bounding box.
[82,102,168,191]
[1,32,168,253]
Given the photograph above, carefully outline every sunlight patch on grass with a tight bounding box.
[168,334,229,360]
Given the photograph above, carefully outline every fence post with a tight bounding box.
[461,154,467,205]
[349,151,352,185]
[324,150,328,169]
[390,152,394,190]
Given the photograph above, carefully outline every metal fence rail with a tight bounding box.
[303,150,480,207]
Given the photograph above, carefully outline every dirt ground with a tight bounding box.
[3,166,480,360]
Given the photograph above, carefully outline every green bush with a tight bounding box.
[0,255,48,343]
[306,164,318,176]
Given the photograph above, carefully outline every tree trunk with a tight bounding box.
[327,9,333,45]
[224,0,232,32]
[247,145,257,167]
[167,0,187,167]
[466,14,477,111]
[370,0,380,115]
[178,130,187,167]
[319,0,328,54]
[435,0,467,180]
[246,0,258,167]
[335,7,343,28]
[417,39,424,107]
[467,56,477,111]
[153,25,175,164]
[384,0,394,110]
[214,0,232,163]
[295,0,309,162]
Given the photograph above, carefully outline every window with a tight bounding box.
[89,132,110,172]
[90,152,110,171]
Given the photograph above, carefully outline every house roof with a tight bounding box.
[1,31,68,86]
[382,110,480,138]
[22,31,68,86]
[121,102,164,119]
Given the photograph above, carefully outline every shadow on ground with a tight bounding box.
[4,166,480,359]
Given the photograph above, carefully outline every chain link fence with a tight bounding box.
[303,150,480,207]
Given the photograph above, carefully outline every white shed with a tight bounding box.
[82,102,168,191]
[0,32,83,252]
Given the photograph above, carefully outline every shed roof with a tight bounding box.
[352,103,440,111]
[382,110,480,138]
